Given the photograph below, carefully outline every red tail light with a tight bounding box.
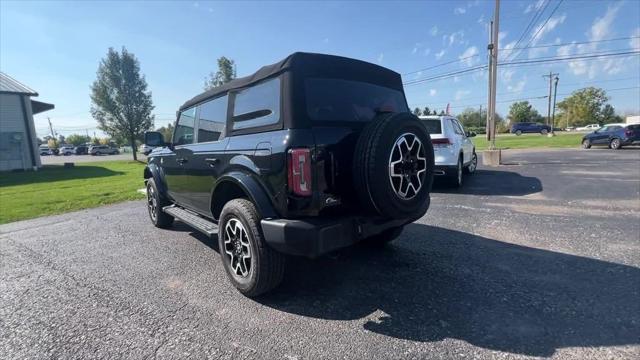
[431,138,452,146]
[287,148,312,196]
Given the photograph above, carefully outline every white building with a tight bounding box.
[626,115,640,124]
[0,72,54,171]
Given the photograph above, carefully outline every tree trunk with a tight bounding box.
[130,136,137,161]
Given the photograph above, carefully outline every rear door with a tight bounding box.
[448,118,467,162]
[453,119,474,163]
[180,95,230,217]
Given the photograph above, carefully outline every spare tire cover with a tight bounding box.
[353,112,434,219]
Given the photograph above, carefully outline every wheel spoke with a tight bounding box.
[388,133,428,200]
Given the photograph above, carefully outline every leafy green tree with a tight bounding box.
[90,47,155,161]
[601,104,623,124]
[556,87,609,127]
[413,107,422,116]
[458,108,486,128]
[439,110,445,115]
[508,101,541,123]
[66,134,91,146]
[157,123,175,142]
[432,109,437,115]
[204,56,236,90]
[422,107,431,116]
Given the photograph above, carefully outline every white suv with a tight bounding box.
[420,115,477,187]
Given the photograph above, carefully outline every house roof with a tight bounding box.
[0,72,38,96]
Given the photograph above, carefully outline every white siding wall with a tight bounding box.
[0,93,40,171]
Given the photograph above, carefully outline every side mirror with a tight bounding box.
[144,131,166,147]
[466,131,476,138]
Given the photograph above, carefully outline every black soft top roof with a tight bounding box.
[180,52,403,111]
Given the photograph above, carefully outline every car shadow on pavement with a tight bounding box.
[432,169,543,196]
[259,224,639,357]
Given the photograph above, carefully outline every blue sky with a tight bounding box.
[1,0,639,137]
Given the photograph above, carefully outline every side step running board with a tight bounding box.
[163,205,219,236]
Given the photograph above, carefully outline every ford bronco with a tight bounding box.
[143,52,434,296]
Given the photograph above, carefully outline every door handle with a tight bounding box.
[176,158,188,164]
[205,158,219,167]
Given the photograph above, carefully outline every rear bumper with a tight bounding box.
[261,214,419,258]
[622,139,640,145]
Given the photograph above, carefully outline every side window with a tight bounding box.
[455,119,466,134]
[232,77,280,131]
[198,95,228,143]
[450,119,464,135]
[174,108,196,145]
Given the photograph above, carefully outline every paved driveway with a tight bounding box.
[1,148,639,359]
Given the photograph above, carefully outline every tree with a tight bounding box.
[90,47,154,161]
[422,107,431,116]
[508,101,541,124]
[204,56,236,90]
[157,123,175,142]
[556,87,609,127]
[66,134,91,146]
[432,109,437,115]
[458,108,486,128]
[439,110,445,115]
[413,107,422,116]
[601,104,623,124]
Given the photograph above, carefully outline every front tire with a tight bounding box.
[448,156,463,188]
[464,151,477,174]
[610,138,621,150]
[218,199,285,297]
[146,178,174,228]
[541,129,548,135]
[515,130,522,136]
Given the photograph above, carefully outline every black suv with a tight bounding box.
[143,53,434,296]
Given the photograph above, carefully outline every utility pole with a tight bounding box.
[543,71,559,134]
[488,0,500,149]
[551,75,559,132]
[486,20,494,141]
[483,0,501,166]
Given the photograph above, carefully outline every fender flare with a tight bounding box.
[214,171,278,219]
[144,163,168,196]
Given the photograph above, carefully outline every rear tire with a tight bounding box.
[610,138,621,150]
[218,199,285,297]
[146,178,174,228]
[582,139,591,149]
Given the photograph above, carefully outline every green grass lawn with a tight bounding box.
[0,161,146,224]
[472,132,584,151]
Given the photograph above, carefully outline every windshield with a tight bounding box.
[305,78,407,123]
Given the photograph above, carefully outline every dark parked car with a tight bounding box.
[582,123,640,150]
[143,52,434,297]
[89,145,119,155]
[510,122,551,135]
[74,145,88,155]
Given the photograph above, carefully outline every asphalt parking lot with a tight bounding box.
[1,148,639,359]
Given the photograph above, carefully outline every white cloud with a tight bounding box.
[423,48,431,56]
[500,68,515,83]
[524,0,545,14]
[412,46,418,54]
[507,78,526,94]
[430,25,439,37]
[498,31,508,45]
[453,76,461,83]
[377,53,384,64]
[454,7,466,15]
[429,89,437,96]
[477,14,485,24]
[435,49,446,59]
[446,30,465,47]
[530,14,566,46]
[630,28,640,49]
[589,3,621,42]
[455,90,471,101]
[459,46,479,66]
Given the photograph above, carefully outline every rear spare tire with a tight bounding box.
[353,112,434,219]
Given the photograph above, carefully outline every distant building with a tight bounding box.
[0,72,54,171]
[626,115,640,125]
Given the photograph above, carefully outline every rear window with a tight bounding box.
[305,78,407,123]
[422,119,442,134]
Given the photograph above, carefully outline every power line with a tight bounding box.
[504,0,550,62]
[402,55,480,76]
[501,36,640,51]
[510,0,565,61]
[404,50,640,86]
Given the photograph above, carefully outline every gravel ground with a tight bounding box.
[1,148,639,359]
